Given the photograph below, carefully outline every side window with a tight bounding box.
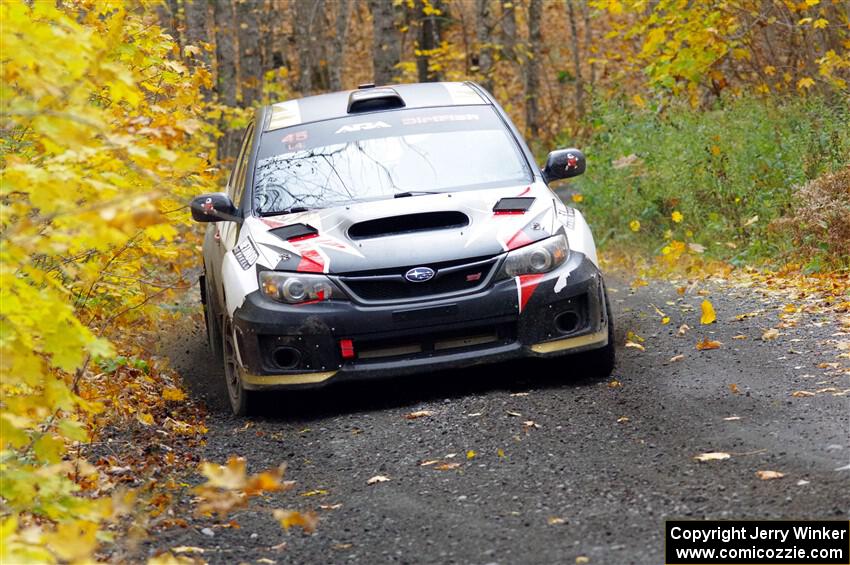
[227,124,254,208]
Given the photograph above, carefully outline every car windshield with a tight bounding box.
[253,106,532,215]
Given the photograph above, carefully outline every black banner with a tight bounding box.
[666,520,849,565]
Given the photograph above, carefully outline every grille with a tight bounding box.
[355,322,515,361]
[335,256,499,303]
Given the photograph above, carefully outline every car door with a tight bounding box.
[206,124,255,307]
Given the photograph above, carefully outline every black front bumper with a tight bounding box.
[232,252,609,390]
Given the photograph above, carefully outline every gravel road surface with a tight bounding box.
[157,274,849,564]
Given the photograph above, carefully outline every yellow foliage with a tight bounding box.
[1,2,215,561]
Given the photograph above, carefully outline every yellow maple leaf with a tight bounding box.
[813,18,828,29]
[273,509,319,533]
[162,387,186,401]
[700,299,717,324]
[797,77,815,90]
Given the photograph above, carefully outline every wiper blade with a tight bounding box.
[393,190,444,199]
[257,206,313,217]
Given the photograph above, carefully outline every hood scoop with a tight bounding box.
[269,223,318,241]
[348,211,469,240]
[493,197,535,214]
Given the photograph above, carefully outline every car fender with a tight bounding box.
[564,207,599,267]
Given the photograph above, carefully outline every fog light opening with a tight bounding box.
[555,311,579,334]
[272,347,301,369]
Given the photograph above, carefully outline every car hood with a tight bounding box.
[246,184,559,274]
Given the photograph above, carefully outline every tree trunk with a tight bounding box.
[525,0,542,138]
[501,0,518,62]
[293,0,324,94]
[237,0,262,105]
[214,0,240,160]
[566,0,585,120]
[329,0,351,90]
[582,0,595,86]
[416,0,444,82]
[475,0,495,92]
[369,0,402,85]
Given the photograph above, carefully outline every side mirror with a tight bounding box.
[190,192,240,223]
[542,148,586,182]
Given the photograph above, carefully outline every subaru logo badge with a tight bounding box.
[405,267,435,283]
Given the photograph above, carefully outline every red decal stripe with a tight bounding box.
[260,218,287,228]
[517,186,531,197]
[494,210,526,216]
[518,274,544,312]
[506,228,533,250]
[289,232,319,242]
[296,249,324,272]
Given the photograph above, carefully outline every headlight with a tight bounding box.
[259,271,345,304]
[501,234,569,277]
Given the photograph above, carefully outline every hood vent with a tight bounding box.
[269,223,318,241]
[348,211,469,240]
[493,197,535,214]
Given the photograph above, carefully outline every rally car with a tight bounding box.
[191,81,614,415]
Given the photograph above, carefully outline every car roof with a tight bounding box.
[263,81,491,132]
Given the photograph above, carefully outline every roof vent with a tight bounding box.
[347,87,405,113]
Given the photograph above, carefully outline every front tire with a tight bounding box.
[203,273,223,361]
[221,315,255,416]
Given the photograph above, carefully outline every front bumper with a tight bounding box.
[232,252,609,390]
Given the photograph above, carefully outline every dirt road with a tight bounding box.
[158,273,849,564]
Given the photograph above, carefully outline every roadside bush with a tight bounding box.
[561,95,850,268]
[771,166,850,271]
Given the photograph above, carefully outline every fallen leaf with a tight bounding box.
[732,334,747,340]
[257,559,276,565]
[696,338,722,350]
[405,410,433,420]
[617,416,630,423]
[576,557,590,564]
[608,379,623,388]
[762,328,780,341]
[729,384,739,394]
[319,503,342,510]
[669,354,685,363]
[694,452,731,462]
[366,475,390,484]
[523,420,540,429]
[756,470,785,480]
[435,462,461,471]
[510,392,529,397]
[506,411,522,417]
[272,509,319,533]
[661,316,671,325]
[791,390,816,398]
[677,324,690,336]
[723,416,742,421]
[467,412,482,417]
[700,300,717,325]
[466,450,476,460]
[171,546,205,554]
[497,448,505,458]
[271,542,287,551]
[300,489,327,497]
[333,543,353,550]
[419,460,440,467]
[547,516,567,525]
[625,341,645,351]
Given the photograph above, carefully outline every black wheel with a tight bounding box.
[580,291,615,378]
[221,315,254,416]
[203,273,223,361]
